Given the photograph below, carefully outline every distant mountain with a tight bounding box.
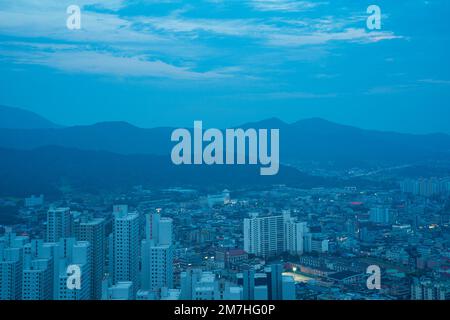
[0,105,60,129]
[0,146,329,196]
[0,121,172,154]
[0,116,449,167]
[280,118,450,165]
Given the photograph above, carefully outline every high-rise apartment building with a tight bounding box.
[46,208,72,242]
[284,218,307,256]
[112,205,139,294]
[74,217,105,300]
[141,212,174,294]
[243,213,285,258]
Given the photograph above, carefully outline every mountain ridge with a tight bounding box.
[0,145,331,197]
[1,106,449,166]
[0,105,61,129]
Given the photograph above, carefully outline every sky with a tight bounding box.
[0,0,449,133]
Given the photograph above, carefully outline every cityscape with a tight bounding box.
[1,171,450,300]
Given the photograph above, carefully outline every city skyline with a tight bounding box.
[2,179,450,301]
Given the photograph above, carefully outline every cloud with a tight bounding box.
[0,1,230,79]
[365,78,450,95]
[0,0,126,12]
[239,91,337,100]
[0,2,161,44]
[0,45,230,80]
[249,0,327,12]
[136,16,273,37]
[0,0,405,80]
[0,0,401,47]
[266,28,402,47]
[314,73,338,79]
[365,84,416,95]
[418,79,450,86]
[135,15,402,49]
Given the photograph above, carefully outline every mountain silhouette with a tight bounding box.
[0,107,441,196]
[0,105,60,129]
[0,112,449,166]
[0,146,331,196]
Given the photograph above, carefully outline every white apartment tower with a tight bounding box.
[0,247,23,300]
[46,208,72,242]
[74,217,105,300]
[243,213,285,258]
[141,211,174,293]
[284,218,307,256]
[0,229,28,300]
[55,238,92,300]
[112,205,140,294]
[22,259,53,300]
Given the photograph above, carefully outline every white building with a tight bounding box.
[22,259,52,300]
[74,217,105,300]
[284,218,307,256]
[106,281,134,300]
[303,233,329,254]
[112,205,140,294]
[0,229,28,300]
[141,242,173,293]
[223,284,243,300]
[0,247,23,300]
[46,208,72,242]
[141,212,174,294]
[55,238,92,300]
[180,269,220,300]
[411,278,449,300]
[158,218,173,246]
[23,238,93,300]
[311,238,329,254]
[244,214,285,258]
[245,213,310,258]
[369,207,393,224]
[25,195,44,207]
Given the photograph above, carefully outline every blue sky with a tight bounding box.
[0,0,449,133]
